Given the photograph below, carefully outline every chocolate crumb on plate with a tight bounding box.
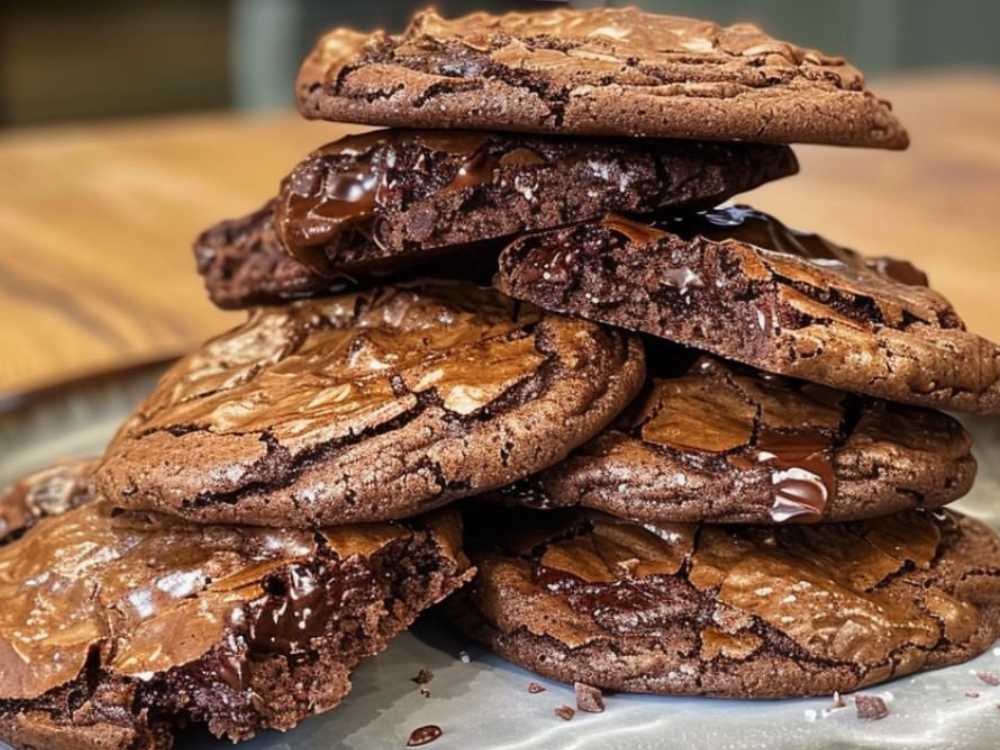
[528,682,546,694]
[407,724,443,746]
[855,695,890,720]
[575,682,605,713]
[966,690,980,698]
[412,669,434,685]
[555,706,575,721]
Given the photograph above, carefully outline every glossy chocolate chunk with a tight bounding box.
[0,501,471,749]
[196,131,797,309]
[497,206,1000,414]
[494,354,975,524]
[96,280,645,527]
[297,8,908,149]
[0,458,96,544]
[449,506,1000,698]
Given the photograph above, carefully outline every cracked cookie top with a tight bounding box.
[0,458,96,544]
[0,495,470,747]
[451,506,1000,697]
[195,130,796,309]
[494,354,975,524]
[496,206,1000,414]
[96,280,645,527]
[296,7,908,148]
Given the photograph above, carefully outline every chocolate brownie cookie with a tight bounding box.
[496,206,1000,414]
[450,506,1000,698]
[297,8,908,149]
[196,131,797,309]
[0,502,471,749]
[495,354,975,524]
[96,281,645,527]
[0,458,95,544]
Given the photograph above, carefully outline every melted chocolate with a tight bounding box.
[407,724,443,746]
[276,131,512,277]
[614,206,928,288]
[249,564,341,655]
[754,430,837,523]
[0,499,464,702]
[601,213,668,245]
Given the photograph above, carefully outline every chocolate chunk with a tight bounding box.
[528,682,546,694]
[95,281,645,527]
[976,671,1000,686]
[0,503,472,749]
[575,682,605,713]
[0,458,96,544]
[492,353,976,524]
[554,706,575,721]
[297,8,908,149]
[412,668,434,685]
[496,206,1000,414]
[854,695,890,720]
[447,506,1000,698]
[407,724,443,746]
[197,131,796,309]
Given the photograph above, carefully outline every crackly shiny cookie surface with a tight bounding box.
[0,457,96,544]
[0,500,471,749]
[296,7,907,148]
[195,130,796,309]
[450,506,1000,698]
[96,280,645,526]
[496,354,975,524]
[497,206,1000,414]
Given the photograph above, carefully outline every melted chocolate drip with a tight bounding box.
[275,131,512,277]
[248,565,333,654]
[754,430,837,523]
[601,213,668,244]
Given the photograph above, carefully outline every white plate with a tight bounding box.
[2,366,998,750]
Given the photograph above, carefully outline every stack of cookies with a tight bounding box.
[3,7,1000,749]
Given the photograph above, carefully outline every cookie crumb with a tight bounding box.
[976,671,1000,686]
[528,682,546,694]
[855,694,889,721]
[555,705,575,721]
[966,690,980,698]
[406,724,442,746]
[830,691,846,709]
[419,687,431,699]
[411,668,434,685]
[575,682,605,713]
[459,650,471,664]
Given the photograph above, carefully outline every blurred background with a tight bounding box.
[0,0,997,402]
[4,0,1000,126]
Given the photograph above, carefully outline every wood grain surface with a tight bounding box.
[0,73,997,397]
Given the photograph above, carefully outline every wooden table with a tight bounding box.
[0,72,998,398]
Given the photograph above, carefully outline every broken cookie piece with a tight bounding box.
[496,206,1000,414]
[0,502,472,749]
